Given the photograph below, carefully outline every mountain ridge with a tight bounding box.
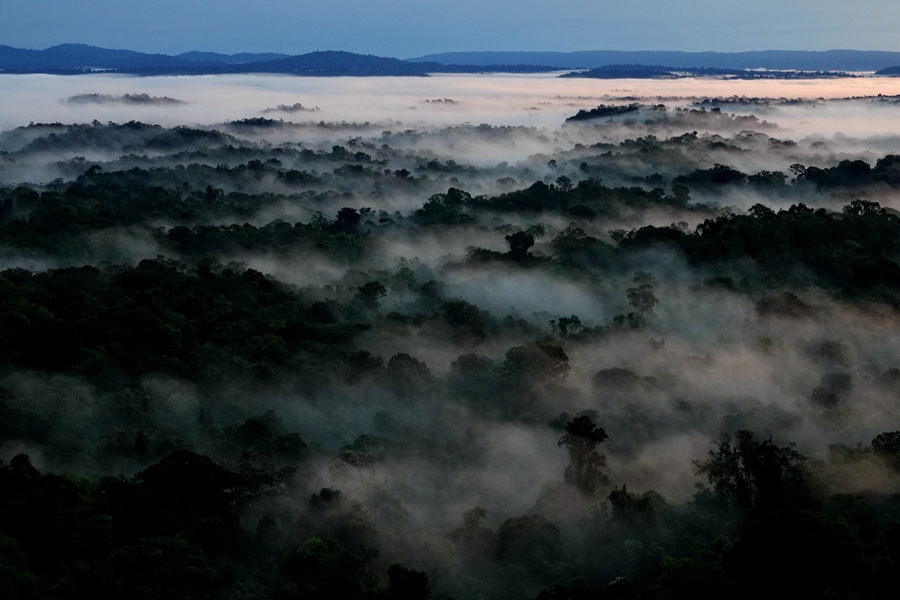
[1,44,897,76]
[409,49,900,71]
[0,45,559,76]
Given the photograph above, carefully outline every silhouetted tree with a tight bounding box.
[558,416,610,495]
[505,231,535,261]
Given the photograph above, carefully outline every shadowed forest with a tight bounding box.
[3,89,900,600]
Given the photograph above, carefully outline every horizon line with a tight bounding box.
[5,43,900,59]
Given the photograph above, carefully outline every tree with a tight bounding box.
[694,430,811,513]
[442,299,488,346]
[626,284,658,316]
[386,353,433,396]
[447,507,496,573]
[551,226,613,268]
[346,350,384,383]
[387,564,429,600]
[0,534,35,600]
[558,416,610,495]
[607,485,668,528]
[505,231,535,261]
[755,292,811,319]
[497,514,562,571]
[448,354,500,408]
[280,537,379,600]
[105,537,218,600]
[355,281,387,310]
[305,488,376,548]
[555,175,573,192]
[843,198,885,217]
[872,431,900,472]
[723,510,865,600]
[332,436,386,481]
[337,207,362,225]
[414,189,473,226]
[550,315,583,338]
[502,342,570,411]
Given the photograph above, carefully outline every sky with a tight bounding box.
[0,0,897,58]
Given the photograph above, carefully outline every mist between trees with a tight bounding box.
[2,93,900,600]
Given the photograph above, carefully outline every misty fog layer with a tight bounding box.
[3,73,900,600]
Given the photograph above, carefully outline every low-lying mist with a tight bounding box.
[2,72,900,600]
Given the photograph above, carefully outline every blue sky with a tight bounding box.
[1,0,896,57]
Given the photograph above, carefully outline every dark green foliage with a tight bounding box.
[607,486,668,528]
[386,353,433,396]
[6,109,900,600]
[163,219,366,262]
[795,157,900,190]
[872,432,900,472]
[565,103,642,120]
[501,341,570,412]
[0,450,275,597]
[504,342,570,387]
[694,430,812,514]
[105,537,219,600]
[346,350,385,383]
[677,201,900,297]
[414,188,473,226]
[653,555,732,600]
[592,367,641,393]
[549,315,584,338]
[305,488,377,548]
[448,353,500,408]
[506,231,536,261]
[756,292,812,318]
[615,225,684,248]
[558,416,610,495]
[231,410,309,459]
[747,170,787,188]
[672,164,747,188]
[0,454,88,575]
[356,280,387,310]
[387,563,430,600]
[0,258,365,383]
[497,514,562,571]
[107,449,254,557]
[626,284,658,316]
[442,299,489,345]
[280,537,380,600]
[810,385,840,407]
[0,534,35,600]
[551,227,613,268]
[533,578,603,600]
[723,510,865,600]
[471,178,684,218]
[447,506,497,574]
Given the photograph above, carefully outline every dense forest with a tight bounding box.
[2,95,900,600]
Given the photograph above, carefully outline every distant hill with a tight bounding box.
[229,51,432,76]
[0,44,294,72]
[876,66,900,75]
[410,50,900,71]
[0,43,195,70]
[0,44,559,76]
[2,44,892,77]
[176,51,290,64]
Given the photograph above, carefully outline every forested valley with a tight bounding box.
[3,97,900,600]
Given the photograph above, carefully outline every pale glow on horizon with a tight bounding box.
[2,73,900,140]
